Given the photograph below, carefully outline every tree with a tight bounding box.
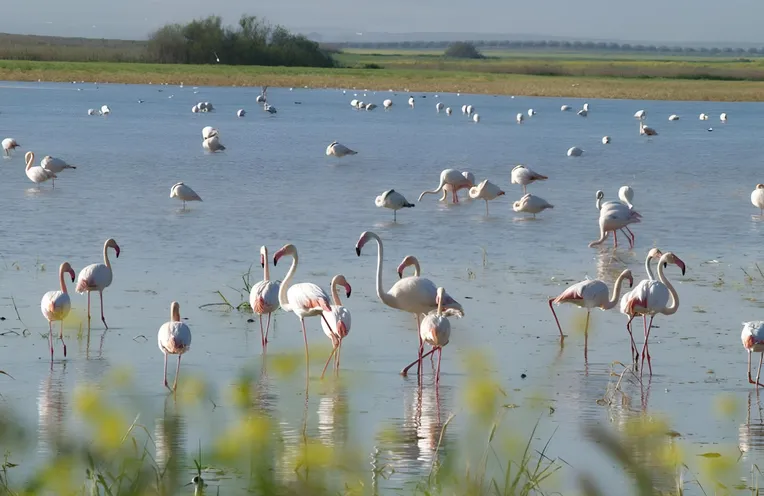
[443,41,484,59]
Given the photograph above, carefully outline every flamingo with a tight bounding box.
[237,109,246,117]
[567,147,583,157]
[436,102,444,113]
[516,113,524,124]
[472,113,480,123]
[469,179,505,215]
[528,109,536,116]
[350,99,359,108]
[699,113,709,121]
[89,108,99,115]
[100,105,110,115]
[577,109,588,117]
[355,231,463,375]
[157,301,192,391]
[41,156,77,186]
[721,112,728,123]
[2,138,20,156]
[365,103,377,111]
[326,141,357,157]
[202,126,217,140]
[41,262,76,361]
[375,189,415,221]
[397,255,421,278]
[256,86,267,103]
[752,184,764,215]
[191,105,200,113]
[466,105,474,116]
[202,136,225,152]
[619,251,685,375]
[549,269,633,358]
[76,238,120,329]
[170,182,202,210]
[512,194,554,218]
[619,186,634,209]
[250,246,280,350]
[561,105,571,111]
[263,103,277,114]
[583,103,590,112]
[400,287,451,382]
[24,152,56,187]
[383,99,393,110]
[273,244,335,366]
[589,202,641,249]
[595,190,636,245]
[510,165,547,194]
[408,97,415,108]
[639,122,658,136]
[446,107,452,115]
[634,110,646,120]
[440,171,475,202]
[419,169,474,203]
[742,321,764,387]
[669,114,680,121]
[602,136,611,144]
[320,275,352,378]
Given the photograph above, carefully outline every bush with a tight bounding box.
[444,42,484,59]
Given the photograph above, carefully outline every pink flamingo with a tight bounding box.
[588,203,642,249]
[76,238,120,329]
[273,244,335,366]
[40,262,76,361]
[596,190,636,246]
[742,321,764,387]
[320,275,352,378]
[249,246,280,350]
[397,255,421,278]
[418,169,474,204]
[619,251,685,375]
[401,287,451,383]
[355,231,463,375]
[157,301,192,391]
[548,269,633,358]
[619,248,664,362]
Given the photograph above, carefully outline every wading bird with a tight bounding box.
[418,169,474,204]
[320,275,352,378]
[24,152,56,187]
[400,287,451,383]
[510,165,547,194]
[469,179,505,215]
[41,262,76,361]
[41,156,76,188]
[249,246,280,350]
[157,301,192,391]
[2,138,20,156]
[76,238,120,329]
[589,202,641,249]
[397,255,421,278]
[512,194,554,218]
[751,184,764,215]
[326,141,357,157]
[742,321,764,388]
[375,189,415,221]
[170,182,202,210]
[618,248,663,362]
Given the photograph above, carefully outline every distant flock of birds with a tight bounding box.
[3,86,764,392]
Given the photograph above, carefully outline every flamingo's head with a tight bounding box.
[11,140,19,149]
[757,184,764,190]
[497,190,505,196]
[334,274,352,298]
[397,255,418,278]
[435,287,446,307]
[61,262,76,282]
[622,269,634,288]
[663,252,686,275]
[259,246,267,268]
[647,248,663,263]
[355,231,372,256]
[595,190,605,200]
[106,238,120,258]
[273,244,296,266]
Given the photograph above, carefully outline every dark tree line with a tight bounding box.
[146,15,336,67]
[336,40,764,56]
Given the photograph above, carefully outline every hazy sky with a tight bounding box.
[3,0,763,43]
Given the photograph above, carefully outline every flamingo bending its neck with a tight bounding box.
[249,246,280,350]
[401,287,451,382]
[76,238,120,329]
[25,152,56,187]
[419,169,473,204]
[41,262,76,361]
[320,275,352,378]
[397,255,421,278]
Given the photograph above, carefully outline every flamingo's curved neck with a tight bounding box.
[368,234,398,309]
[595,196,603,211]
[603,272,629,309]
[418,174,447,201]
[330,275,343,306]
[278,252,298,308]
[59,266,68,294]
[645,253,656,281]
[411,258,421,277]
[657,255,680,315]
[436,290,444,315]
[171,306,180,322]
[25,152,34,171]
[103,244,112,269]
[262,248,270,281]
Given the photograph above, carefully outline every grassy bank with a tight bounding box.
[3,59,764,101]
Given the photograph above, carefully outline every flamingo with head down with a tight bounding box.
[320,275,352,378]
[2,138,20,157]
[595,190,637,246]
[400,287,452,382]
[419,169,474,204]
[249,246,280,350]
[397,255,421,278]
[589,202,641,249]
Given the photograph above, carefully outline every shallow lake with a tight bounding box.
[0,80,763,493]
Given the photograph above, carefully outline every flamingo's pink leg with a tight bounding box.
[584,310,590,363]
[99,291,108,329]
[452,188,458,203]
[548,299,565,340]
[87,292,91,329]
[435,347,443,384]
[335,338,343,373]
[626,316,638,362]
[264,313,272,345]
[60,321,67,358]
[172,355,182,391]
[626,226,635,244]
[162,352,169,389]
[300,318,310,366]
[756,352,764,386]
[640,315,655,376]
[749,352,764,387]
[259,314,265,349]
[48,322,54,361]
[613,230,619,249]
[320,345,337,379]
[415,314,423,376]
[401,347,437,376]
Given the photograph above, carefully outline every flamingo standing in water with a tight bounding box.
[400,287,451,382]
[397,255,421,278]
[469,179,505,215]
[618,248,664,362]
[375,189,415,221]
[595,190,637,245]
[249,246,280,350]
[25,152,56,187]
[512,194,554,218]
[170,182,202,210]
[751,184,764,215]
[41,262,76,361]
[273,244,335,366]
[548,269,633,359]
[76,238,120,329]
[440,171,475,202]
[418,169,474,204]
[2,138,20,156]
[589,201,641,249]
[41,156,76,188]
[510,165,547,194]
[320,275,352,378]
[619,251,685,375]
[355,231,463,375]
[157,301,192,391]
[741,321,764,387]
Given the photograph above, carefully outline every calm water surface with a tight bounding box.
[1,81,764,493]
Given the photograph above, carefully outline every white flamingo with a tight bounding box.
[618,248,663,362]
[100,105,110,115]
[326,141,357,157]
[602,136,611,144]
[583,103,590,112]
[2,138,20,156]
[76,238,120,329]
[752,184,764,215]
[634,110,646,120]
[469,179,505,215]
[473,113,480,123]
[577,109,588,117]
[528,109,536,116]
[512,194,554,218]
[41,262,76,361]
[400,287,452,382]
[516,113,524,124]
[596,189,637,244]
[639,122,658,136]
[742,321,764,387]
[320,275,352,378]
[375,189,415,221]
[249,246,280,350]
[699,113,709,121]
[170,182,202,210]
[202,136,225,152]
[408,97,415,108]
[567,146,584,157]
[256,86,267,103]
[157,301,192,391]
[418,168,474,203]
[202,126,217,140]
[24,152,56,187]
[397,255,422,278]
[40,156,75,187]
[589,202,641,249]
[237,109,246,117]
[273,244,335,367]
[668,114,679,121]
[355,231,463,375]
[510,165,547,194]
[721,112,728,123]
[440,171,475,202]
[383,99,393,110]
[436,102,444,113]
[561,105,572,112]
[445,107,452,115]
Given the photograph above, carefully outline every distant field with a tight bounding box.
[3,59,764,101]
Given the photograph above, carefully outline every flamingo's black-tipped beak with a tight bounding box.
[273,257,278,266]
[398,271,403,279]
[346,286,352,298]
[355,246,361,256]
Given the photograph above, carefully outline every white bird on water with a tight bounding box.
[202,136,225,152]
[320,274,352,378]
[202,126,217,140]
[639,121,658,136]
[326,141,357,157]
[436,102,444,113]
[561,105,571,112]
[408,97,415,108]
[237,109,246,117]
[516,113,524,124]
[170,182,202,210]
[383,99,393,110]
[634,109,646,120]
[669,114,680,121]
[100,105,110,115]
[375,189,415,222]
[528,109,536,116]
[419,168,474,203]
[25,152,56,187]
[469,179,505,215]
[264,103,277,114]
[473,113,480,123]
[2,138,20,156]
[512,193,554,218]
[41,262,76,361]
[445,107,452,115]
[249,246,281,350]
[510,165,547,194]
[602,136,611,144]
[577,109,588,117]
[157,301,192,391]
[721,112,728,123]
[567,146,584,157]
[751,184,764,215]
[76,238,120,329]
[583,103,590,112]
[41,156,76,187]
[400,286,452,382]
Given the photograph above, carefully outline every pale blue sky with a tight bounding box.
[3,0,763,43]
